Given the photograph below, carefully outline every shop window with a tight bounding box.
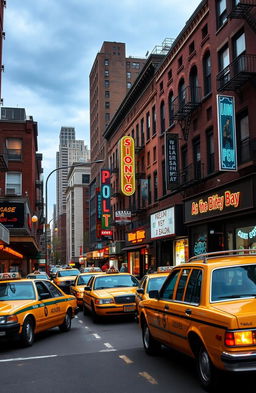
[6,172,22,195]
[216,0,227,30]
[236,225,256,250]
[6,138,22,160]
[192,230,207,256]
[203,51,211,96]
[237,111,249,164]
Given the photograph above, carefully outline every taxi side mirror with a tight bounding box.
[137,288,144,295]
[84,286,91,291]
[148,290,160,299]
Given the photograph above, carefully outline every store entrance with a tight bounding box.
[208,223,225,252]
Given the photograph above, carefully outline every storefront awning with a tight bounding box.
[121,244,147,252]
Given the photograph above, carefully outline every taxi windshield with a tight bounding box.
[0,282,36,300]
[77,275,93,285]
[94,274,139,290]
[211,265,256,301]
[58,270,79,277]
[147,276,167,293]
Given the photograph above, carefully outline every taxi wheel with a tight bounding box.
[83,302,88,315]
[59,310,72,332]
[196,345,217,391]
[20,317,34,347]
[142,321,161,355]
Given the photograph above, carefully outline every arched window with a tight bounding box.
[160,101,165,134]
[178,79,186,109]
[203,52,211,96]
[189,66,199,103]
[168,91,174,126]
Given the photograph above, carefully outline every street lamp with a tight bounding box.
[44,160,103,273]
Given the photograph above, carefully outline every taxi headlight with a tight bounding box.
[95,298,114,305]
[0,315,18,324]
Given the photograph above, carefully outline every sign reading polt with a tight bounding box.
[217,95,237,171]
[100,169,112,237]
[120,136,135,196]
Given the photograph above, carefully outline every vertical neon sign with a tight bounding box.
[100,169,112,237]
[120,136,135,196]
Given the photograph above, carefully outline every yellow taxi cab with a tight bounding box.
[0,272,78,347]
[70,268,103,308]
[82,268,139,322]
[138,250,256,390]
[53,268,80,293]
[135,266,172,315]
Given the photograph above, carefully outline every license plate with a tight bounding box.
[123,305,135,312]
[0,331,6,336]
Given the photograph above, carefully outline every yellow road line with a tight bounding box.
[139,371,158,385]
[119,355,133,364]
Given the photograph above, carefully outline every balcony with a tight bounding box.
[172,86,202,121]
[217,54,256,91]
[179,162,205,186]
[228,0,256,19]
[0,147,8,171]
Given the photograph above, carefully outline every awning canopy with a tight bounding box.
[121,244,147,252]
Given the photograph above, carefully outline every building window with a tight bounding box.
[127,82,132,89]
[147,151,150,166]
[218,45,230,83]
[233,31,245,58]
[104,59,109,66]
[147,175,151,205]
[6,172,22,195]
[193,138,201,179]
[126,61,130,68]
[153,171,158,202]
[181,146,188,184]
[127,72,131,79]
[237,111,249,164]
[104,70,109,77]
[105,113,110,122]
[206,129,215,174]
[159,81,164,92]
[153,146,156,162]
[141,118,145,146]
[105,90,110,98]
[160,101,165,134]
[178,56,183,68]
[6,138,22,160]
[178,79,186,110]
[189,41,195,55]
[189,66,199,103]
[105,102,110,109]
[168,91,174,126]
[152,105,156,136]
[82,174,90,184]
[132,62,140,69]
[203,51,211,96]
[136,124,139,147]
[216,0,227,30]
[146,112,150,141]
[162,160,166,196]
[168,69,172,80]
[104,80,109,88]
[202,24,208,39]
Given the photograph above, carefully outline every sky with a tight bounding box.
[2,0,201,218]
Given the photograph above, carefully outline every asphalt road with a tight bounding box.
[0,312,255,393]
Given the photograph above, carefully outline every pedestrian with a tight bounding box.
[147,264,155,274]
[102,262,109,272]
[120,263,128,272]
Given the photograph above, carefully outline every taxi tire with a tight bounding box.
[59,310,72,332]
[142,321,161,355]
[196,344,218,392]
[91,302,100,323]
[20,317,34,347]
[83,302,88,315]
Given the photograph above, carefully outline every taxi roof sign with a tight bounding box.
[0,272,21,280]
[106,267,119,274]
[157,266,173,273]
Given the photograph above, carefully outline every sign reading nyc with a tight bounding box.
[120,136,135,196]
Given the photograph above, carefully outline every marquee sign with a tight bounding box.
[127,229,146,244]
[100,169,112,237]
[120,136,135,196]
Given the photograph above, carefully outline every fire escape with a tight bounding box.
[0,146,8,172]
[228,0,256,33]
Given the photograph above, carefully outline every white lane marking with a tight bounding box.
[84,326,89,329]
[92,333,101,339]
[99,348,117,352]
[139,371,158,385]
[78,320,83,324]
[0,355,58,363]
[75,315,78,318]
[119,355,133,364]
[104,343,113,349]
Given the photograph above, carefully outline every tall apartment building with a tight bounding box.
[89,41,146,248]
[56,126,90,263]
[0,0,5,103]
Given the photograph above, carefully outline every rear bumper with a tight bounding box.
[221,351,256,372]
[0,322,20,339]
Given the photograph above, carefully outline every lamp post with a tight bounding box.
[44,160,103,273]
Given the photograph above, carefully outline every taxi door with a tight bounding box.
[166,268,202,356]
[35,281,62,330]
[83,276,94,311]
[43,280,68,325]
[146,269,181,345]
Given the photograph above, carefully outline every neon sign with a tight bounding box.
[191,191,240,216]
[100,169,112,237]
[128,229,146,244]
[120,136,135,196]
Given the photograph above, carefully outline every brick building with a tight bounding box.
[103,0,256,276]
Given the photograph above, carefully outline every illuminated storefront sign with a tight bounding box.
[0,202,25,228]
[100,169,112,237]
[128,229,146,244]
[114,210,131,223]
[165,133,179,189]
[217,95,237,171]
[150,207,175,239]
[184,179,253,224]
[120,136,135,196]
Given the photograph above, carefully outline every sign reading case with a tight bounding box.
[120,136,135,196]
[0,202,25,228]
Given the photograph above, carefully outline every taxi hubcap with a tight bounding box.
[144,326,150,348]
[199,349,211,382]
[26,323,33,342]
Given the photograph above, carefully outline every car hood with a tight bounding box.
[212,298,256,328]
[0,300,35,315]
[94,287,137,298]
[55,276,77,282]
